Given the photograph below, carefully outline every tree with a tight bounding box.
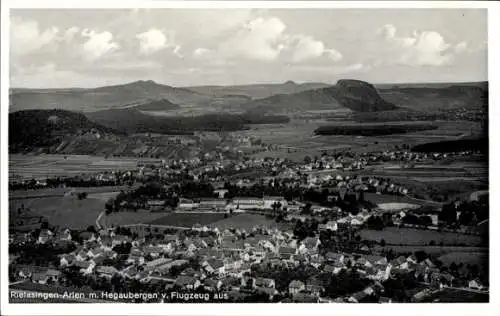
[105,198,115,214]
[40,221,49,230]
[77,192,88,200]
[358,190,365,202]
[366,216,384,230]
[439,202,458,225]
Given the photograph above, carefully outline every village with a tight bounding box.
[8,133,489,304]
[9,179,488,303]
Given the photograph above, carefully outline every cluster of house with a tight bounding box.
[10,219,488,303]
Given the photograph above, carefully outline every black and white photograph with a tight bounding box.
[1,1,498,315]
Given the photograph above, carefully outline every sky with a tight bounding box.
[9,8,488,88]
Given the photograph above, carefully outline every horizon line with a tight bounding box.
[9,78,488,90]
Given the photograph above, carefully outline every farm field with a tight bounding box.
[242,119,482,162]
[421,289,489,303]
[146,212,227,227]
[209,213,292,231]
[86,191,121,201]
[9,154,161,181]
[363,193,442,207]
[373,245,488,256]
[10,196,165,229]
[359,227,483,246]
[10,186,134,199]
[438,252,488,269]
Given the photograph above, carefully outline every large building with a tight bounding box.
[231,197,265,210]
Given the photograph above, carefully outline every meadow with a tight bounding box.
[421,289,489,303]
[241,119,482,161]
[10,196,165,229]
[9,154,160,181]
[363,193,442,207]
[209,213,292,231]
[360,227,483,246]
[373,245,488,256]
[145,213,227,227]
[437,252,488,270]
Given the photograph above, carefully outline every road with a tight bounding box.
[442,285,489,294]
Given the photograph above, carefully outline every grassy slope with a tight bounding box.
[10,196,165,229]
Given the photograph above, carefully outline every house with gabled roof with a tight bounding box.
[255,277,275,289]
[292,292,319,303]
[96,266,119,279]
[221,276,241,291]
[348,290,369,303]
[256,286,278,300]
[468,279,485,291]
[127,252,145,266]
[59,229,72,241]
[143,246,164,258]
[120,265,139,280]
[298,237,321,255]
[175,275,201,290]
[288,280,305,295]
[203,259,225,276]
[18,266,36,279]
[279,246,296,260]
[31,272,50,284]
[79,231,96,242]
[87,247,104,258]
[112,234,131,246]
[60,254,76,267]
[77,261,96,275]
[37,229,54,244]
[305,276,325,296]
[145,257,173,271]
[45,269,61,282]
[203,278,223,292]
[390,256,407,268]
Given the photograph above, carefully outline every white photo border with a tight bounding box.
[1,1,498,315]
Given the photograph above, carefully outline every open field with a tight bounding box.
[315,121,438,136]
[421,289,488,303]
[9,154,161,181]
[9,186,134,200]
[377,202,421,212]
[360,227,483,246]
[438,252,488,268]
[241,119,482,161]
[363,193,442,207]
[146,212,227,227]
[209,213,291,231]
[86,191,121,201]
[10,196,166,229]
[373,245,488,256]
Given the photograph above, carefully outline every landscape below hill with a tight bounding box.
[8,78,488,156]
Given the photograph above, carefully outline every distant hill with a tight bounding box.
[377,82,488,111]
[9,109,121,153]
[133,99,180,111]
[10,79,488,115]
[334,79,398,112]
[243,79,397,114]
[9,80,249,113]
[186,80,331,99]
[87,108,290,134]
